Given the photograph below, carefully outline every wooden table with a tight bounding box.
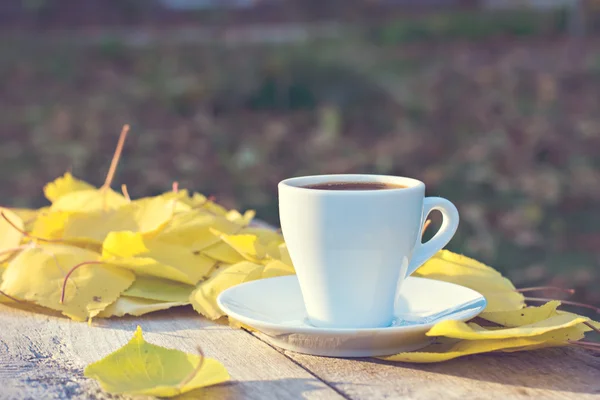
[1,303,599,400]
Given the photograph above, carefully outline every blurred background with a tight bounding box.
[0,1,599,311]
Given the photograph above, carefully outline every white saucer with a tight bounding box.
[217,276,486,358]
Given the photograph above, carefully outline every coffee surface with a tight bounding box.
[302,181,407,191]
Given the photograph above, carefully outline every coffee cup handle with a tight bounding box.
[405,197,460,277]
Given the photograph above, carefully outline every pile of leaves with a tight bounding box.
[0,127,598,371]
[0,126,294,322]
[0,179,292,321]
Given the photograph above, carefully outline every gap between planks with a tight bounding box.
[247,330,352,400]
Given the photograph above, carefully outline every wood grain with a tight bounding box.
[279,342,600,400]
[3,299,599,400]
[0,304,343,400]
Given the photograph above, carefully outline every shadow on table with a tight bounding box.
[0,302,226,336]
[0,301,65,319]
[364,347,600,395]
[91,306,233,335]
[174,378,337,400]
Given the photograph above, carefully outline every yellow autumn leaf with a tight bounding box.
[190,261,264,320]
[419,274,525,313]
[480,301,562,327]
[8,207,43,230]
[28,211,103,252]
[0,244,135,321]
[262,260,295,279]
[202,241,247,265]
[123,276,195,303]
[97,296,189,318]
[165,191,227,215]
[156,211,240,251]
[84,326,229,397]
[61,196,175,244]
[184,192,213,208]
[159,189,202,207]
[500,324,591,353]
[202,201,229,216]
[0,208,24,262]
[134,192,193,214]
[426,312,590,340]
[556,310,600,331]
[264,240,282,260]
[44,172,95,202]
[417,250,503,277]
[228,317,256,331]
[103,230,149,257]
[225,209,255,226]
[215,232,266,262]
[179,193,229,216]
[238,227,285,260]
[415,250,525,312]
[277,243,293,267]
[51,188,128,212]
[239,227,283,247]
[102,232,215,284]
[381,324,586,363]
[0,271,12,304]
[31,211,70,240]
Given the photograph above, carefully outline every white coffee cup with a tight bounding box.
[278,174,459,329]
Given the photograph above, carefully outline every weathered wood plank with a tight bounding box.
[0,304,344,400]
[278,342,600,400]
[4,299,599,400]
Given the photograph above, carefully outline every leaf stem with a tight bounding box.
[121,184,131,202]
[570,344,600,352]
[1,212,61,243]
[0,289,22,303]
[23,215,38,226]
[422,219,432,238]
[102,124,129,191]
[179,346,205,389]
[60,261,105,304]
[569,340,600,349]
[517,287,576,295]
[584,321,600,335]
[525,297,600,314]
[0,245,28,258]
[169,182,181,215]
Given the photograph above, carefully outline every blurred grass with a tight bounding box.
[369,9,568,44]
[0,11,599,313]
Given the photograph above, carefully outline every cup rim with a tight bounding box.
[278,174,425,195]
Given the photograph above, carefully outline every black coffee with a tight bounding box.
[302,182,408,191]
